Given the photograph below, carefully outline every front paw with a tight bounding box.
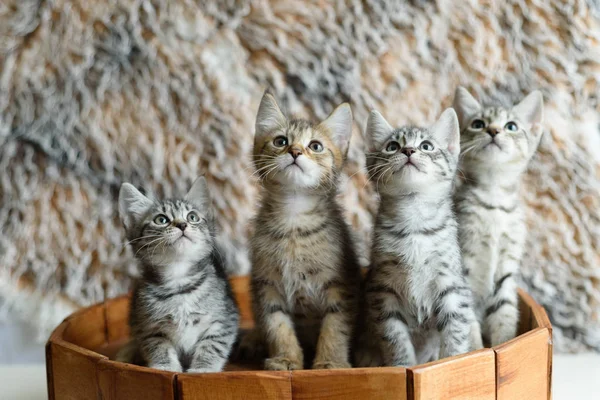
[264,356,303,371]
[149,362,182,373]
[187,367,219,374]
[312,360,351,370]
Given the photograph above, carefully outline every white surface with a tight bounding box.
[0,315,45,364]
[0,355,598,399]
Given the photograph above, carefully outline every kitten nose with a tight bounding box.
[289,147,302,159]
[401,147,416,157]
[175,222,187,231]
[488,128,501,137]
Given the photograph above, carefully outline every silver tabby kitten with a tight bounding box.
[355,109,482,367]
[116,177,239,373]
[453,87,544,347]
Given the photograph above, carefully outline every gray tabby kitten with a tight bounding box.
[453,87,544,347]
[116,177,239,373]
[355,109,482,367]
[248,92,361,370]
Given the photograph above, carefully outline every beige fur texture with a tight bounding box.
[1,0,598,352]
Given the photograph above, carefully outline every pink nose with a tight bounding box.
[401,147,416,157]
[289,148,302,159]
[488,128,500,137]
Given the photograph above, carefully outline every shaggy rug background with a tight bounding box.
[1,0,599,352]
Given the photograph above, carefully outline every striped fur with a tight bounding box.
[355,109,481,367]
[247,92,361,370]
[115,178,239,372]
[453,88,544,346]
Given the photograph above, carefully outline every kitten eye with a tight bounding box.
[505,122,518,132]
[308,141,324,152]
[471,119,485,130]
[273,136,288,147]
[187,211,200,223]
[420,141,434,151]
[385,141,400,153]
[153,214,169,225]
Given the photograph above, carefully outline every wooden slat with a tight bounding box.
[105,295,131,343]
[98,359,177,400]
[518,289,552,330]
[517,290,533,335]
[494,327,551,400]
[230,275,254,329]
[177,371,292,400]
[409,348,495,400]
[62,302,108,349]
[291,367,407,400]
[48,339,107,399]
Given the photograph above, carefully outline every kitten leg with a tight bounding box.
[367,286,416,366]
[139,334,182,372]
[380,317,417,367]
[313,285,353,369]
[257,285,303,370]
[435,282,477,359]
[483,270,519,346]
[189,329,237,373]
[469,320,484,351]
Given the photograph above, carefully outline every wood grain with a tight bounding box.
[291,367,407,400]
[48,339,107,399]
[98,359,176,400]
[494,327,551,400]
[230,275,254,329]
[105,295,131,343]
[62,302,107,349]
[409,349,496,400]
[177,371,292,400]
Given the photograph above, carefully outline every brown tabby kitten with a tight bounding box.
[249,92,361,370]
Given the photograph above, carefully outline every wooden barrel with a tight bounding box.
[46,276,552,400]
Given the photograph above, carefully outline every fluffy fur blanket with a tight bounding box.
[1,0,598,352]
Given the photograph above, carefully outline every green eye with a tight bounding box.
[309,141,324,152]
[471,119,485,130]
[505,122,518,132]
[273,136,288,147]
[153,215,169,225]
[420,141,434,151]
[187,211,200,223]
[385,141,400,153]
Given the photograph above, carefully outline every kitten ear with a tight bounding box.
[185,176,211,210]
[255,91,287,138]
[431,108,460,158]
[317,103,353,154]
[453,87,481,127]
[119,183,153,230]
[512,91,544,128]
[366,110,394,151]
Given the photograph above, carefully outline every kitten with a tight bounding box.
[115,177,239,373]
[453,87,544,347]
[248,92,361,370]
[355,109,481,367]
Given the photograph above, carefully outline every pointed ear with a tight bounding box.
[318,103,353,154]
[513,91,543,128]
[453,87,481,128]
[119,183,153,230]
[366,110,394,151]
[431,108,460,158]
[185,176,211,210]
[255,91,287,138]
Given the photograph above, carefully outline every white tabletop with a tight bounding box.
[1,354,598,399]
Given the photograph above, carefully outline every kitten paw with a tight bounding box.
[312,360,351,370]
[187,367,219,374]
[149,363,182,373]
[264,357,303,371]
